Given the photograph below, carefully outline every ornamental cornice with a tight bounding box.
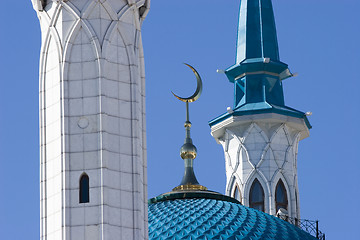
[31,0,150,15]
[211,113,309,143]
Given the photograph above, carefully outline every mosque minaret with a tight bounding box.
[31,0,323,239]
[31,0,150,239]
[209,0,311,219]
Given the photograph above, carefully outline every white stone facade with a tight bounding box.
[32,0,150,239]
[211,113,309,219]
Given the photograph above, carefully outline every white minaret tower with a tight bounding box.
[209,0,310,220]
[31,0,150,239]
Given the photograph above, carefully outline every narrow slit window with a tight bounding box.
[275,179,288,212]
[79,174,89,203]
[249,178,265,212]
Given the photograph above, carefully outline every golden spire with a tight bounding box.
[172,64,207,191]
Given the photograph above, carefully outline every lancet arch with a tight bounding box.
[233,184,242,203]
[275,179,288,212]
[249,178,265,212]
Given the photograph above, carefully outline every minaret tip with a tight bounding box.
[172,64,207,192]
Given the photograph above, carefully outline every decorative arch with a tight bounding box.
[232,184,242,203]
[268,124,288,168]
[275,179,288,212]
[271,172,292,215]
[226,173,242,196]
[242,143,272,213]
[244,168,270,194]
[249,178,265,212]
[79,173,89,203]
[291,133,301,169]
[243,123,268,167]
[225,129,245,172]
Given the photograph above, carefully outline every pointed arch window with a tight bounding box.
[275,179,288,212]
[233,185,241,203]
[79,174,89,203]
[249,179,265,212]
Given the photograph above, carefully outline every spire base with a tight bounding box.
[225,58,291,83]
[172,184,207,191]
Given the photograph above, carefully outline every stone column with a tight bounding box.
[31,0,150,239]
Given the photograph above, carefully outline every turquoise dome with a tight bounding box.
[148,192,317,240]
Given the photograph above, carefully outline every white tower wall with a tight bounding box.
[211,113,309,219]
[32,0,150,239]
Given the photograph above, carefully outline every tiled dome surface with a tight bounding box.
[148,198,317,240]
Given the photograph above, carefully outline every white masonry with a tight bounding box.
[31,0,150,239]
[211,113,309,219]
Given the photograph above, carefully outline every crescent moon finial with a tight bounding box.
[171,64,207,192]
[172,63,203,103]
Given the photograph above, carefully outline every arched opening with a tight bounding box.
[233,185,241,203]
[249,178,265,212]
[79,173,89,203]
[275,179,288,212]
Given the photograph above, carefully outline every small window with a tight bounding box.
[79,174,89,203]
[275,179,288,211]
[233,185,241,203]
[249,178,265,212]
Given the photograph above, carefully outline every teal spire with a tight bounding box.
[209,0,311,128]
[236,0,279,64]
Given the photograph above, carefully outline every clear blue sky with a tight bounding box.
[1,1,359,239]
